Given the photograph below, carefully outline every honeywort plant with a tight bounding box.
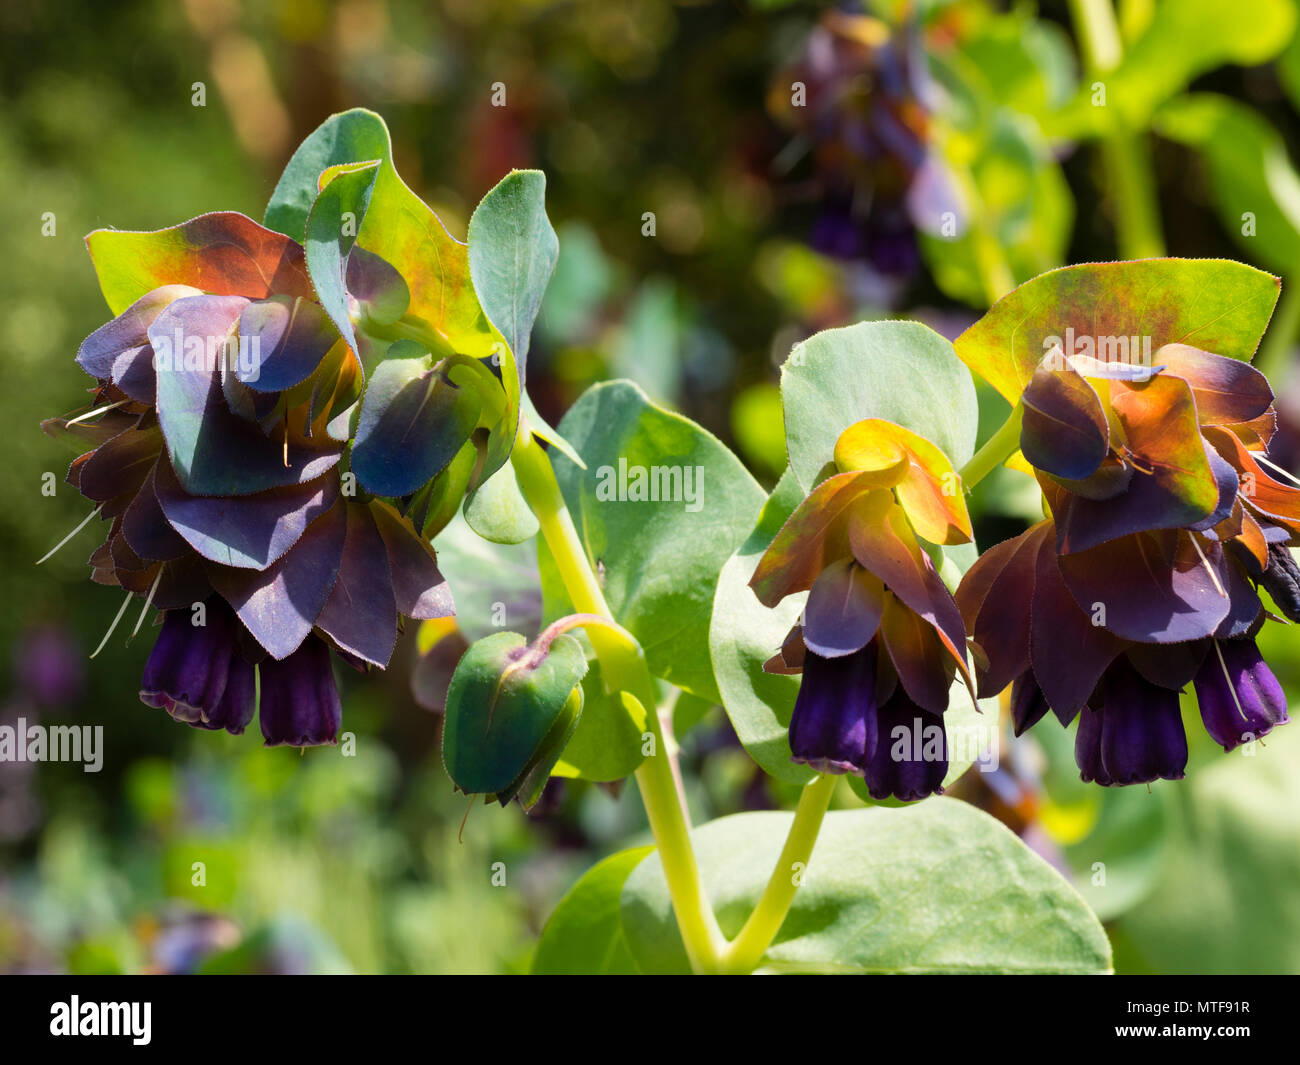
[43,110,1299,975]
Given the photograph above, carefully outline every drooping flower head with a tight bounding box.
[38,102,576,749]
[751,418,975,800]
[43,209,466,746]
[955,262,1297,785]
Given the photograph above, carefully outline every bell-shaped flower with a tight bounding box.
[46,212,456,746]
[752,418,973,799]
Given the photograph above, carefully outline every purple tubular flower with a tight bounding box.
[1074,659,1187,786]
[139,599,254,734]
[1009,672,1050,736]
[192,654,256,735]
[1193,639,1291,751]
[789,646,878,774]
[258,635,342,747]
[863,688,947,802]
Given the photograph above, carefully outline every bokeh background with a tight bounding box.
[3,0,1300,974]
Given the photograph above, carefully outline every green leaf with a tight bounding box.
[463,459,540,545]
[551,661,649,783]
[266,110,517,480]
[521,390,585,469]
[442,630,587,804]
[532,846,655,974]
[304,160,381,354]
[431,513,542,641]
[620,801,1112,974]
[782,321,979,493]
[1154,94,1300,275]
[466,169,586,484]
[709,469,815,785]
[548,380,766,703]
[468,169,558,378]
[956,259,1281,407]
[265,109,389,242]
[1053,0,1296,132]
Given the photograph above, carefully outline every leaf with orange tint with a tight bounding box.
[1048,374,1224,552]
[955,260,1279,406]
[87,212,314,315]
[750,470,896,608]
[1155,343,1273,425]
[834,418,972,546]
[846,492,972,695]
[1204,424,1300,533]
[878,592,954,714]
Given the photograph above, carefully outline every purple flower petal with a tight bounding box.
[155,456,339,570]
[956,522,1044,698]
[150,294,341,496]
[77,285,199,380]
[1056,529,1230,643]
[121,462,189,562]
[236,295,339,393]
[1193,639,1290,751]
[1030,527,1127,722]
[789,645,878,774]
[802,557,886,658]
[1157,343,1273,426]
[1010,672,1050,736]
[1020,362,1109,481]
[370,500,454,620]
[350,354,482,499]
[1076,660,1187,785]
[140,599,246,731]
[209,498,348,660]
[315,502,398,668]
[862,688,947,802]
[258,635,342,747]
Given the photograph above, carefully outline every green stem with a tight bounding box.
[1255,275,1300,384]
[1069,0,1165,260]
[959,403,1024,492]
[510,430,727,973]
[719,773,836,974]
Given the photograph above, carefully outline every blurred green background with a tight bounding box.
[3,0,1300,974]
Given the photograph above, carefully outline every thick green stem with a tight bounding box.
[1069,0,1165,260]
[510,430,727,972]
[719,774,836,974]
[959,403,1024,492]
